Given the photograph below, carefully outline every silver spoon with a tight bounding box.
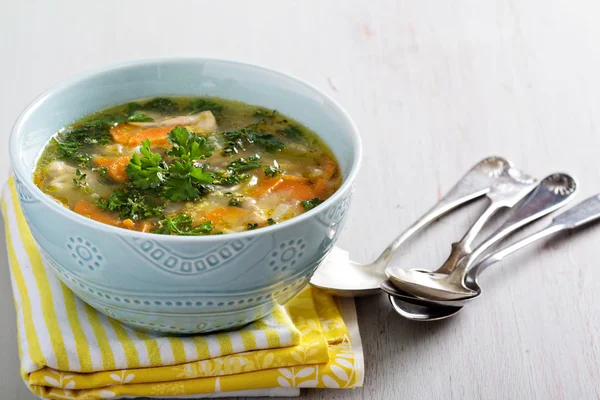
[382,192,600,321]
[310,156,511,297]
[386,173,577,301]
[409,167,537,278]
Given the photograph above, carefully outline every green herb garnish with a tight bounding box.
[282,125,303,138]
[252,109,277,119]
[127,111,154,123]
[267,218,276,225]
[72,169,87,188]
[96,189,165,221]
[185,98,223,115]
[126,127,214,201]
[167,126,213,160]
[264,160,284,177]
[222,118,284,155]
[140,98,179,113]
[228,154,263,173]
[53,120,114,167]
[155,214,214,236]
[301,198,323,211]
[212,155,263,186]
[126,139,167,190]
[228,194,244,207]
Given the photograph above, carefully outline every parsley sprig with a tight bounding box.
[126,126,214,201]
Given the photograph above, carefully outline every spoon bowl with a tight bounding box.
[385,192,600,321]
[388,294,463,321]
[380,279,477,307]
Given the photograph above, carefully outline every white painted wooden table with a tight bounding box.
[2,1,600,398]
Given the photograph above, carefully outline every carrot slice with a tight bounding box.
[93,157,115,169]
[110,124,139,145]
[273,180,316,201]
[122,218,153,232]
[74,201,120,226]
[249,175,315,199]
[122,219,135,230]
[248,177,284,196]
[128,127,172,146]
[206,207,249,225]
[313,157,337,197]
[281,174,310,183]
[107,157,130,183]
[93,156,130,183]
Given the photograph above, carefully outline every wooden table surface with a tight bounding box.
[1,1,600,398]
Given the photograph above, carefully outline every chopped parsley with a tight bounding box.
[264,160,284,177]
[185,98,223,115]
[53,120,114,167]
[134,97,179,114]
[96,189,165,221]
[222,119,284,155]
[301,198,323,211]
[212,155,263,186]
[282,125,303,138]
[228,154,263,173]
[127,111,154,123]
[212,170,250,186]
[228,194,244,207]
[267,218,276,225]
[97,166,108,178]
[252,109,277,119]
[247,223,259,230]
[155,214,214,236]
[72,169,87,188]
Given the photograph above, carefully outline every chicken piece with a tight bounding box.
[46,160,76,178]
[128,111,217,134]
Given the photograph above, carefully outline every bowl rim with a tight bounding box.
[9,57,362,242]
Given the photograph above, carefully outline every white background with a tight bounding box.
[1,0,600,398]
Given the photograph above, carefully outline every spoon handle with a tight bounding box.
[374,156,510,267]
[446,174,578,284]
[472,193,600,276]
[437,168,537,274]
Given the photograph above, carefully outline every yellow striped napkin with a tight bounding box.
[1,178,363,399]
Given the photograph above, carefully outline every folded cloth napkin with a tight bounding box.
[1,178,364,399]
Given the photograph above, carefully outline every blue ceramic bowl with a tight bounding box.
[9,58,361,334]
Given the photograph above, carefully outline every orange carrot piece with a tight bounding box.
[110,124,139,145]
[128,127,172,146]
[313,157,337,197]
[250,175,313,198]
[93,157,116,169]
[107,156,130,183]
[206,207,249,225]
[93,156,130,183]
[122,218,153,232]
[281,174,310,183]
[273,180,316,201]
[248,177,284,196]
[74,201,120,226]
